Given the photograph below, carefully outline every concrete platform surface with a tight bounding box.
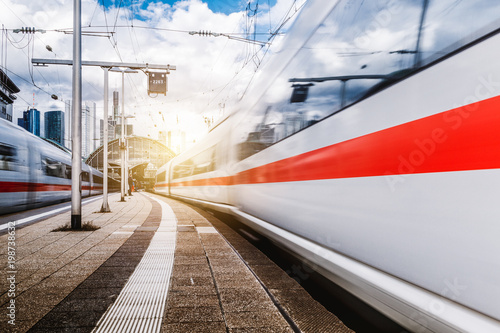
[0,192,353,333]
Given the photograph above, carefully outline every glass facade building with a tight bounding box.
[18,108,41,136]
[44,110,65,146]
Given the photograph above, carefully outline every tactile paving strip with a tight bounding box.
[92,196,177,333]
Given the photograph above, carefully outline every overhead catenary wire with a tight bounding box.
[0,0,106,106]
[92,0,154,124]
[193,0,309,109]
[3,67,54,100]
[202,0,309,107]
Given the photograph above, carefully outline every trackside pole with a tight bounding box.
[71,0,82,229]
[101,67,111,212]
[120,71,126,202]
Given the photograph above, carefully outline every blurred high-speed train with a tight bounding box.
[156,1,500,331]
[0,117,114,215]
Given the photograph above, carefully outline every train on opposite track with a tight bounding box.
[0,117,118,215]
[154,0,500,332]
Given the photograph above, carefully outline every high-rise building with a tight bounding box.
[82,104,91,157]
[100,117,115,147]
[18,108,40,136]
[44,110,65,146]
[113,91,119,121]
[64,100,71,149]
[0,69,20,122]
[114,124,133,137]
[91,102,98,152]
[81,102,99,157]
[167,130,186,154]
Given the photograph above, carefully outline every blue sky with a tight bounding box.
[104,0,277,15]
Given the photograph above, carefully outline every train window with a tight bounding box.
[192,146,216,176]
[173,160,193,179]
[81,172,90,182]
[0,143,17,171]
[420,1,500,67]
[156,171,166,183]
[93,175,103,184]
[172,146,216,180]
[65,165,72,179]
[42,157,67,178]
[237,0,500,160]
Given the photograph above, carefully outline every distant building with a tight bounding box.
[44,111,65,146]
[82,104,91,157]
[18,108,41,136]
[91,102,98,152]
[0,69,20,122]
[115,124,133,137]
[167,130,186,154]
[75,102,100,157]
[100,117,116,147]
[86,136,176,189]
[64,100,71,149]
[17,117,24,129]
[113,91,119,121]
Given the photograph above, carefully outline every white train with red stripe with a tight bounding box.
[0,117,106,215]
[156,1,500,331]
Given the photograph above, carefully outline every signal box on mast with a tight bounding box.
[148,72,167,96]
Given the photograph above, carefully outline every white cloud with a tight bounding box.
[0,0,303,143]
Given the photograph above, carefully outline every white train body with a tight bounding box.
[0,118,104,215]
[156,1,500,331]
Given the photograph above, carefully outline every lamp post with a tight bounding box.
[110,67,138,201]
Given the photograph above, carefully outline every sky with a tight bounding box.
[0,0,304,147]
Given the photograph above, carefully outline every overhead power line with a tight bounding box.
[188,31,268,46]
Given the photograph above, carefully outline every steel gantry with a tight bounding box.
[32,57,176,226]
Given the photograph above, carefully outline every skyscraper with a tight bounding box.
[64,100,71,149]
[44,111,65,146]
[91,102,97,151]
[113,91,119,121]
[82,104,90,157]
[100,117,115,147]
[18,108,40,136]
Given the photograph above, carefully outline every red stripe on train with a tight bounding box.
[0,182,103,192]
[0,182,72,192]
[171,95,500,186]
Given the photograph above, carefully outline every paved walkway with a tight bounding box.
[0,193,152,332]
[0,192,352,333]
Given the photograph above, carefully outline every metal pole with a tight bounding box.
[32,58,176,71]
[125,119,129,196]
[71,0,82,229]
[120,71,125,201]
[101,67,110,212]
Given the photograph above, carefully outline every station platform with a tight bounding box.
[0,192,353,333]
